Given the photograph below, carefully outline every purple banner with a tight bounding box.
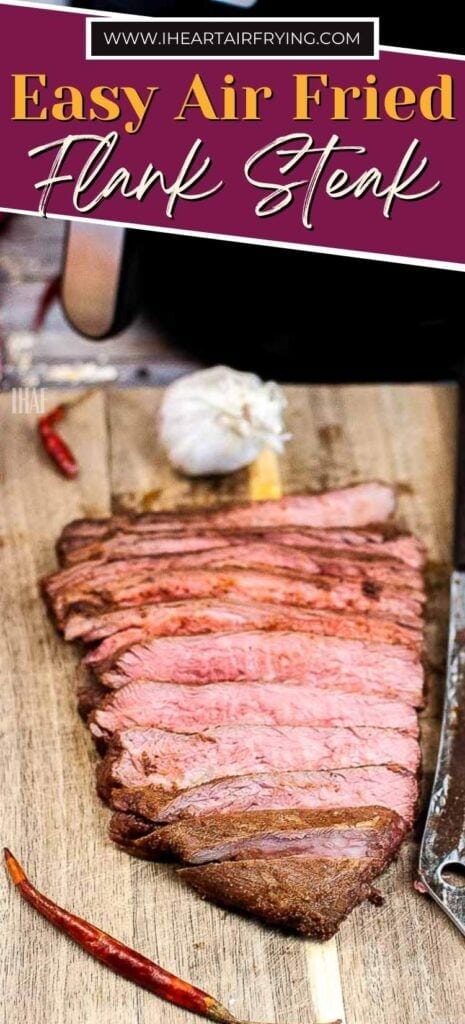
[0,2,463,270]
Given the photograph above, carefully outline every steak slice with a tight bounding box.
[57,483,396,543]
[60,569,423,632]
[90,680,419,747]
[59,529,240,567]
[97,630,423,704]
[59,525,424,569]
[97,724,420,801]
[109,765,418,825]
[179,855,386,938]
[67,599,422,651]
[109,806,407,865]
[83,599,421,669]
[43,543,423,606]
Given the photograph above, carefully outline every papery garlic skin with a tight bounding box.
[159,365,290,477]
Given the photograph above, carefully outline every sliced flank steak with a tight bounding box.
[56,567,423,631]
[109,765,418,826]
[97,724,420,804]
[58,524,424,570]
[58,529,240,567]
[96,630,424,705]
[56,482,396,546]
[43,543,423,610]
[49,542,422,599]
[179,855,386,938]
[69,599,422,654]
[45,483,425,937]
[81,599,422,668]
[109,806,407,865]
[89,680,419,749]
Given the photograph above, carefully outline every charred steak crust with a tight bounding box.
[178,856,386,939]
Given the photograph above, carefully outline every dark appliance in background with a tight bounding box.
[62,1,463,382]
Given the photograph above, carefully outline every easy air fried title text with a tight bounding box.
[11,71,455,226]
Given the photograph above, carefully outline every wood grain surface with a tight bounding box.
[0,384,459,1024]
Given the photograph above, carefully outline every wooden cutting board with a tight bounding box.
[0,384,460,1024]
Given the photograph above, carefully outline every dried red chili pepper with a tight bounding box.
[4,849,257,1024]
[38,390,94,479]
[38,414,79,479]
[38,402,78,479]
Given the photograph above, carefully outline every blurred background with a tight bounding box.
[0,214,201,390]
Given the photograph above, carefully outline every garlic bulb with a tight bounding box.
[159,365,290,477]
